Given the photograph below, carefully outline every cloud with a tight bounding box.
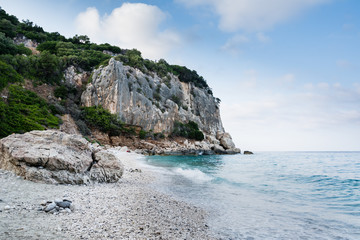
[336,59,352,69]
[75,3,181,59]
[177,0,329,32]
[220,34,249,55]
[256,32,270,43]
[279,73,295,84]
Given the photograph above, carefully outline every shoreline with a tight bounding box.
[0,151,216,239]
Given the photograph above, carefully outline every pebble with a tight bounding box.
[56,201,71,208]
[44,202,56,212]
[4,205,11,210]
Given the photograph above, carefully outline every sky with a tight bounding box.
[1,0,359,151]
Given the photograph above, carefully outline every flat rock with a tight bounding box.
[0,130,124,184]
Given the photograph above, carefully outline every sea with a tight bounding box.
[138,152,360,239]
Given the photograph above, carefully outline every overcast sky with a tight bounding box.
[1,0,359,151]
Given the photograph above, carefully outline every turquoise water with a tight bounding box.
[143,152,360,239]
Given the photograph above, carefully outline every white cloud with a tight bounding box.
[256,32,270,43]
[336,59,352,69]
[177,0,329,32]
[279,74,295,84]
[220,34,249,55]
[75,3,181,59]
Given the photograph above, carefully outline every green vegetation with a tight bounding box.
[80,105,124,136]
[0,60,23,91]
[115,49,211,92]
[139,129,147,139]
[171,121,204,141]
[0,7,213,141]
[170,95,181,106]
[0,85,60,138]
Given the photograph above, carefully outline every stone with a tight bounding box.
[44,203,56,212]
[4,205,11,210]
[64,65,89,88]
[0,130,124,184]
[88,150,124,183]
[56,201,71,208]
[218,132,237,151]
[244,151,253,155]
[65,208,72,213]
[81,58,228,144]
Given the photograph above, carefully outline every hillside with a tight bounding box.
[0,7,239,154]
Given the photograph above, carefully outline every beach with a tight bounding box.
[0,152,215,240]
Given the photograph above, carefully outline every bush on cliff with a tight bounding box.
[0,60,23,91]
[80,105,124,136]
[0,85,60,138]
[171,120,204,141]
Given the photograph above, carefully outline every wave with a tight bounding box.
[173,168,213,182]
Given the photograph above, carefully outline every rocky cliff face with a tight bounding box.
[81,58,239,153]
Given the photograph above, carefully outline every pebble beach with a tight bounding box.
[0,152,215,240]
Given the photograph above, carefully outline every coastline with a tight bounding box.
[0,151,215,239]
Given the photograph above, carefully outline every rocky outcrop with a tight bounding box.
[0,130,124,184]
[81,58,240,153]
[64,66,89,88]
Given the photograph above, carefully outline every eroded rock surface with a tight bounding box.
[81,58,240,153]
[0,130,124,184]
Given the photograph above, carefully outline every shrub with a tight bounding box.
[139,130,147,139]
[0,60,23,91]
[0,85,60,138]
[170,95,181,106]
[171,120,204,141]
[80,105,124,136]
[153,92,161,101]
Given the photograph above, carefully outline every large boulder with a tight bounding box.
[88,150,124,183]
[0,130,124,184]
[218,132,236,150]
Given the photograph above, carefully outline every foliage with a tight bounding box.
[0,60,23,91]
[139,130,147,139]
[171,120,204,141]
[114,49,211,92]
[0,85,60,138]
[170,95,181,106]
[80,105,124,136]
[54,85,68,99]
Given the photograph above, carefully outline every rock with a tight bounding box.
[56,201,71,208]
[4,205,11,210]
[244,151,253,155]
[44,203,56,212]
[64,65,89,88]
[40,200,47,206]
[60,114,80,135]
[81,58,226,141]
[219,132,236,150]
[0,130,124,184]
[65,208,72,213]
[88,150,124,183]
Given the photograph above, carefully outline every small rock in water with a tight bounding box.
[4,205,11,210]
[54,199,63,204]
[44,202,56,212]
[65,208,72,213]
[40,200,47,206]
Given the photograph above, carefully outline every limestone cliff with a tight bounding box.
[81,58,239,153]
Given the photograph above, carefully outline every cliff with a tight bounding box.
[81,58,239,153]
